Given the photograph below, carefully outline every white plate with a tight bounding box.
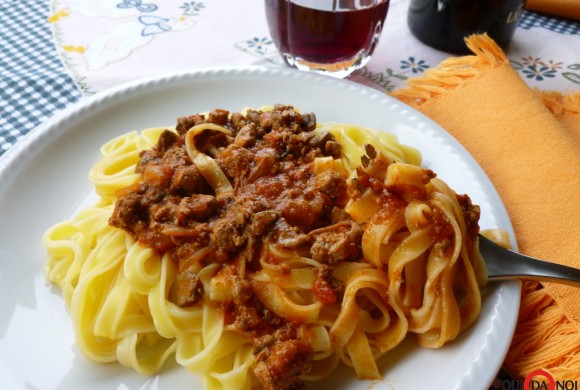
[0,67,520,390]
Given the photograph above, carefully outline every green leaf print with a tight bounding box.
[510,60,523,70]
[562,72,580,84]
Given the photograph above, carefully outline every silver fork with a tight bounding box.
[479,234,580,287]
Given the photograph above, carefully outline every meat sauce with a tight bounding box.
[108,105,480,388]
[109,105,358,388]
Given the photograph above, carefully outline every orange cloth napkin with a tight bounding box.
[526,0,580,20]
[391,34,580,380]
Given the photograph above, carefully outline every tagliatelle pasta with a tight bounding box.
[43,105,488,390]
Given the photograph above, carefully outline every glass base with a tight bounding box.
[282,49,372,79]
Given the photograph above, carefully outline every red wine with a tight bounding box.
[407,0,525,54]
[266,0,390,64]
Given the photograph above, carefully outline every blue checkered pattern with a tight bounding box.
[519,10,580,34]
[0,0,81,156]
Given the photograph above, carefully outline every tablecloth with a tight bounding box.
[0,0,579,388]
[1,0,579,158]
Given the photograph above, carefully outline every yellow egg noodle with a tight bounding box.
[43,113,488,389]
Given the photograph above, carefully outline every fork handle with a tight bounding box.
[480,235,580,287]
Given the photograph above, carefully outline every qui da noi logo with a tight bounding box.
[500,369,579,390]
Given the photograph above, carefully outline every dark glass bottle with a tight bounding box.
[407,0,526,54]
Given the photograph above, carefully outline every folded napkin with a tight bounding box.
[391,34,580,380]
[526,0,580,20]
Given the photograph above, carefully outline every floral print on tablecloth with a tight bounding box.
[50,0,580,95]
[56,0,200,65]
[231,6,579,94]
[513,57,580,84]
[234,31,580,93]
[49,0,269,93]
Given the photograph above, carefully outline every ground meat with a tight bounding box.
[230,112,247,129]
[175,194,220,224]
[156,129,179,153]
[248,147,278,182]
[273,218,309,249]
[162,147,191,171]
[141,160,173,189]
[170,165,204,195]
[234,123,258,148]
[308,130,332,149]
[457,193,481,241]
[250,210,279,236]
[314,170,347,202]
[109,191,148,234]
[258,111,275,130]
[324,140,342,159]
[209,203,252,257]
[232,276,253,305]
[208,108,229,126]
[175,114,205,135]
[279,192,328,232]
[216,144,253,180]
[151,197,179,223]
[253,337,313,390]
[330,206,351,223]
[312,265,344,304]
[283,131,316,158]
[301,113,316,132]
[172,239,211,265]
[245,109,262,125]
[169,270,204,307]
[309,222,363,263]
[225,278,286,337]
[136,149,160,173]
